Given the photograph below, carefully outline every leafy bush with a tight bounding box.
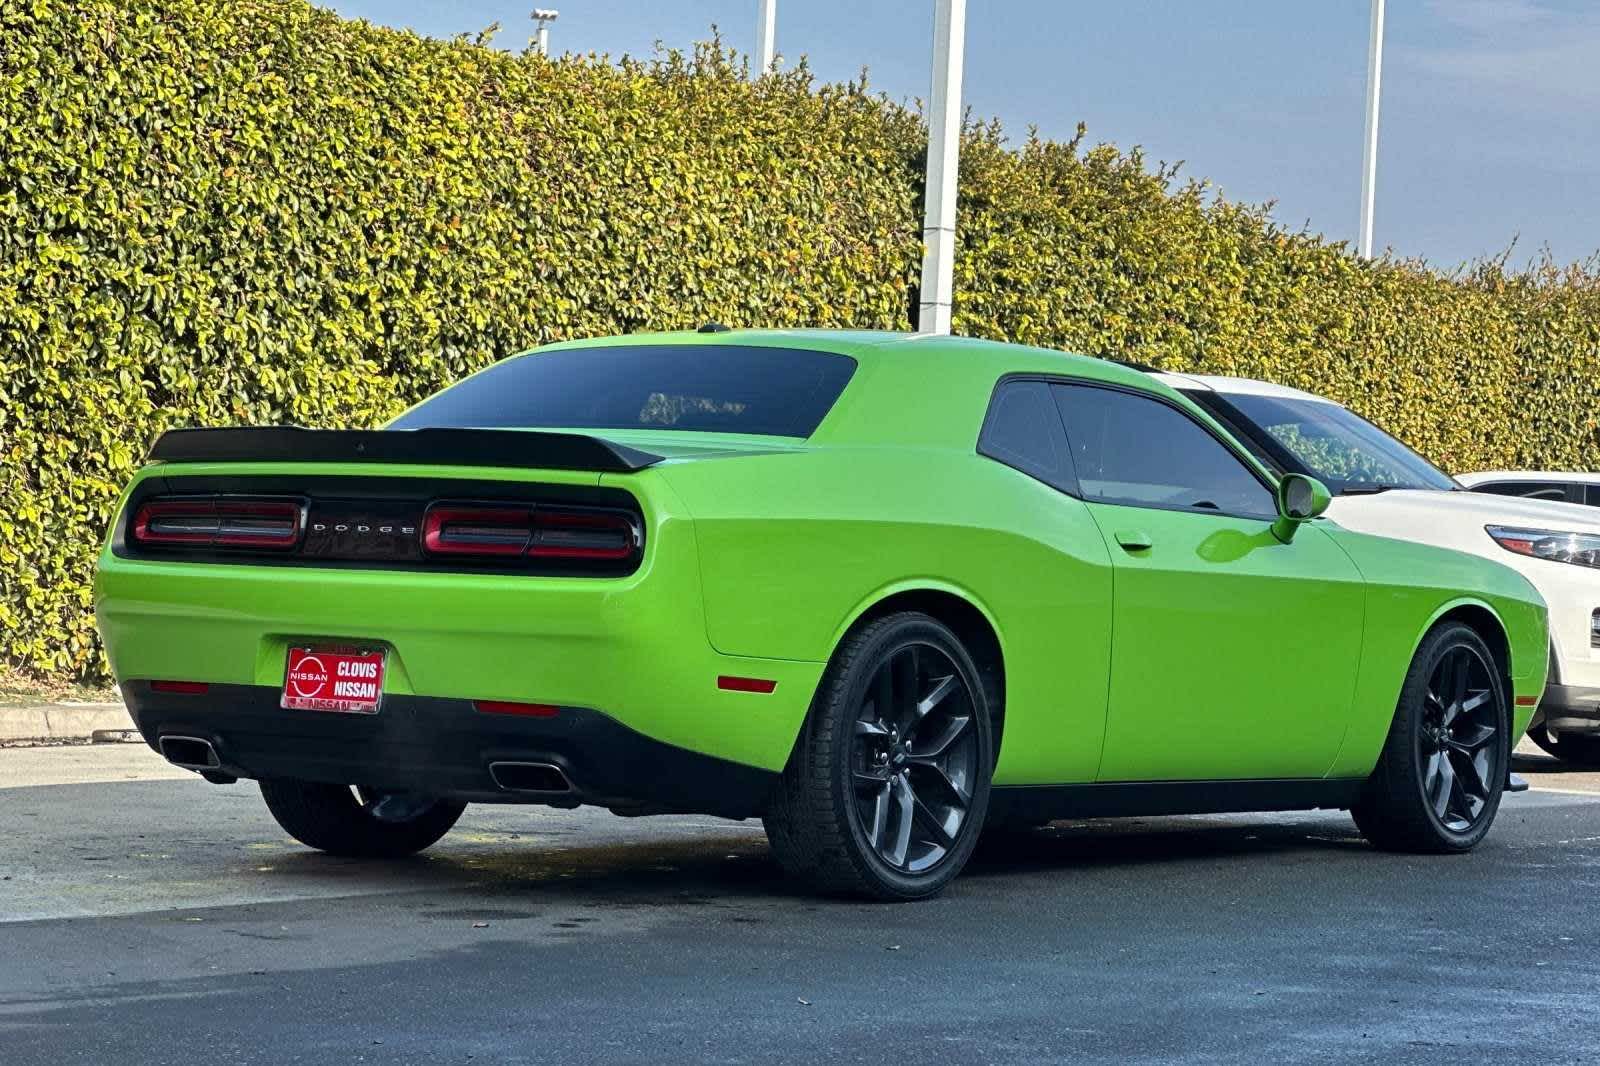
[2,0,1598,681]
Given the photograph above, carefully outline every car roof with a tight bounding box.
[1148,371,1340,405]
[536,328,1166,394]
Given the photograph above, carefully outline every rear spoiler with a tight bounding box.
[148,427,663,473]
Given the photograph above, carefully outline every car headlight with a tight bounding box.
[1486,526,1600,569]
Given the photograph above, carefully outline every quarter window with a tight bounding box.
[1052,384,1276,518]
[977,380,1076,493]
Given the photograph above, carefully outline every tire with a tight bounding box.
[260,778,466,858]
[1352,622,1511,853]
[763,611,995,900]
[1527,724,1600,769]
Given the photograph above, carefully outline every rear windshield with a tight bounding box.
[389,344,857,438]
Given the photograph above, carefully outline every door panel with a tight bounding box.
[1089,502,1366,781]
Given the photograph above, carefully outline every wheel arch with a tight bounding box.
[824,582,1008,758]
[1423,598,1513,698]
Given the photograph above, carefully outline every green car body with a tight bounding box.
[95,330,1548,889]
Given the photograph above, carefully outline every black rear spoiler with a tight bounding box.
[148,427,663,473]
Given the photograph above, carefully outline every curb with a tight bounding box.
[0,703,138,746]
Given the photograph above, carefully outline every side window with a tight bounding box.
[1474,480,1574,503]
[978,380,1076,493]
[1052,383,1276,519]
[1586,485,1600,508]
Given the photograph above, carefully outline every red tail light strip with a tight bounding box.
[421,502,640,562]
[529,509,638,560]
[132,497,303,549]
[422,505,534,556]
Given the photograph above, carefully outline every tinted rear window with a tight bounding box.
[390,344,857,438]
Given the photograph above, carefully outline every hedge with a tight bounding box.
[2,0,1599,682]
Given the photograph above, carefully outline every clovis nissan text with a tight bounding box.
[94,330,1549,899]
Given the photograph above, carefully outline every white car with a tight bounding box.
[1153,372,1600,767]
[1457,470,1600,508]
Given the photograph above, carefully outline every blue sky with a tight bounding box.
[325,1,1600,269]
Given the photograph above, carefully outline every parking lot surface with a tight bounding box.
[2,743,1598,1064]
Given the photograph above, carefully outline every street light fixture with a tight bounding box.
[532,8,559,56]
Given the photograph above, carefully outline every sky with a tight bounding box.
[324,1,1600,269]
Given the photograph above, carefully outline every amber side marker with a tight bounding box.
[1515,696,1538,707]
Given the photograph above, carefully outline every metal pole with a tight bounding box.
[532,9,559,56]
[917,0,966,335]
[1358,0,1385,258]
[756,0,777,77]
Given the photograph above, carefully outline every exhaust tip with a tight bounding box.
[489,761,573,794]
[159,734,221,772]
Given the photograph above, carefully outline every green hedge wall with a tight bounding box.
[3,0,1599,681]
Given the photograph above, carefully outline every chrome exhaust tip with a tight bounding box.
[489,761,573,794]
[158,734,221,772]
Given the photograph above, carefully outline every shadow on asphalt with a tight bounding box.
[242,812,1364,906]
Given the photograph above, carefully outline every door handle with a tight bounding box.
[1113,529,1153,552]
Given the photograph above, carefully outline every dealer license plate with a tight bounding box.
[281,645,386,714]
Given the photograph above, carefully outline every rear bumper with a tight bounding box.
[94,518,826,773]
[127,682,778,818]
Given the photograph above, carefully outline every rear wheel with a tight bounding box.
[1527,724,1600,769]
[1352,623,1510,853]
[764,612,994,900]
[260,779,466,858]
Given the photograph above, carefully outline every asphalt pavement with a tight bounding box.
[2,743,1598,1065]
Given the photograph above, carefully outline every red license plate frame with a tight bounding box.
[281,645,386,714]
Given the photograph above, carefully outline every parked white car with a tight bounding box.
[1152,372,1600,767]
[1457,470,1600,508]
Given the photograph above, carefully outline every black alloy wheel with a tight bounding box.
[849,642,981,874]
[1353,621,1510,853]
[1416,643,1501,832]
[763,611,995,900]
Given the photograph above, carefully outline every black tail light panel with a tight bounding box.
[116,476,645,576]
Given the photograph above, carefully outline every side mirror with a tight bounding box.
[1271,473,1331,543]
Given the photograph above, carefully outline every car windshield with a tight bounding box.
[389,344,857,438]
[1186,390,1459,495]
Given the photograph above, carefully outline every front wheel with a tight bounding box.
[1352,622,1510,853]
[763,612,995,900]
[260,779,466,858]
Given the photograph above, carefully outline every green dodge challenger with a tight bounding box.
[95,330,1548,899]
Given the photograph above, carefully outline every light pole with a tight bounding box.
[917,0,966,335]
[1358,0,1385,258]
[756,0,777,78]
[532,8,559,56]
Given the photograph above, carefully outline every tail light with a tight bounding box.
[132,496,303,550]
[422,505,534,556]
[422,502,640,563]
[529,508,638,560]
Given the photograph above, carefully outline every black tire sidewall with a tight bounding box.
[1406,625,1510,850]
[825,616,994,899]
